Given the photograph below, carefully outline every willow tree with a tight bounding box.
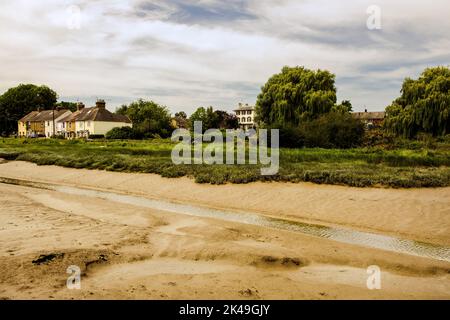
[385,66,450,138]
[255,66,337,127]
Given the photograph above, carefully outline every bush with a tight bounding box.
[275,124,304,148]
[105,127,143,140]
[88,134,105,140]
[277,112,365,149]
[300,112,365,149]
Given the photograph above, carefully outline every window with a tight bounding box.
[236,111,240,116]
[247,117,252,122]
[242,117,246,123]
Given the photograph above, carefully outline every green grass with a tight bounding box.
[0,138,450,188]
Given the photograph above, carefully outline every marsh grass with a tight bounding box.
[1,138,450,188]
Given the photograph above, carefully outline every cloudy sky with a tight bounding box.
[1,0,449,114]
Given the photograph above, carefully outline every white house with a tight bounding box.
[74,100,132,138]
[234,103,256,130]
[43,109,72,138]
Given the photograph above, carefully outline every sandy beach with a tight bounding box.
[0,161,449,299]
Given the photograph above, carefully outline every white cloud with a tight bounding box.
[0,0,449,114]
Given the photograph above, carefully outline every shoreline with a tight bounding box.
[0,161,449,299]
[0,161,449,246]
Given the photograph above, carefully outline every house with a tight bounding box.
[18,108,71,138]
[45,109,72,137]
[234,103,256,130]
[71,100,132,138]
[63,102,87,138]
[18,111,39,137]
[171,116,188,129]
[352,110,386,128]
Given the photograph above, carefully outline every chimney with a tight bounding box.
[96,99,106,109]
[77,102,85,111]
[37,107,43,112]
[55,106,62,112]
[365,109,368,113]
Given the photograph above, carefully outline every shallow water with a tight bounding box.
[1,176,449,262]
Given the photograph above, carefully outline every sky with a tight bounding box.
[0,0,449,114]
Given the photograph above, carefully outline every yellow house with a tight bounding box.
[18,101,131,139]
[18,108,71,137]
[18,111,38,137]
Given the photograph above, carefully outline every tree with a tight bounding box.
[332,100,353,113]
[175,111,187,119]
[189,106,218,131]
[300,112,365,148]
[55,101,78,112]
[0,84,58,135]
[277,112,364,149]
[385,66,450,137]
[105,126,143,140]
[255,66,337,127]
[117,99,172,138]
[214,110,239,129]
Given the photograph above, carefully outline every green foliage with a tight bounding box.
[301,112,365,148]
[116,99,172,138]
[189,107,238,130]
[88,134,105,140]
[174,111,187,119]
[105,127,143,140]
[385,66,450,138]
[189,107,215,130]
[55,101,78,112]
[213,110,239,129]
[256,66,337,127]
[0,84,58,135]
[1,138,450,188]
[274,112,364,149]
[332,100,353,113]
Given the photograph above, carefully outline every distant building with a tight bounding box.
[18,108,71,138]
[18,100,132,139]
[234,103,256,130]
[352,110,386,128]
[171,116,188,129]
[71,100,132,138]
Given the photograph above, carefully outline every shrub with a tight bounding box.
[300,112,365,149]
[88,134,105,140]
[105,127,143,140]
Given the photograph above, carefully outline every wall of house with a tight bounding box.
[92,121,132,135]
[30,122,45,135]
[18,122,27,137]
[46,111,72,137]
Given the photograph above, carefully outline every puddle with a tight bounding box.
[1,176,450,262]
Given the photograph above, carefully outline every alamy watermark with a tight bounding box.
[66,5,82,30]
[171,122,279,175]
[366,265,381,290]
[66,265,81,290]
[366,5,382,30]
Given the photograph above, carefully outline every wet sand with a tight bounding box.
[0,161,449,299]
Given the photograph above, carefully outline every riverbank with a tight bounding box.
[1,138,450,188]
[0,161,449,299]
[0,161,449,246]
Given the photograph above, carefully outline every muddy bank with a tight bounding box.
[0,161,449,246]
[0,172,449,299]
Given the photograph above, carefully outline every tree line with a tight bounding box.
[1,65,449,147]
